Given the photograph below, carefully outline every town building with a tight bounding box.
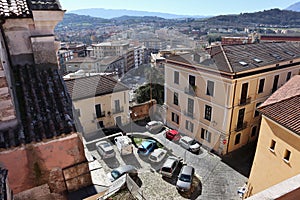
[92,41,129,59]
[0,0,92,196]
[246,75,300,197]
[65,75,130,134]
[165,42,300,155]
[57,49,74,74]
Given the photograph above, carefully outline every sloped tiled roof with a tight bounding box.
[65,75,130,100]
[209,42,300,73]
[0,0,62,18]
[258,75,300,136]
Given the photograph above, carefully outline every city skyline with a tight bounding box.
[59,0,299,16]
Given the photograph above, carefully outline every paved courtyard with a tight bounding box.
[82,128,247,200]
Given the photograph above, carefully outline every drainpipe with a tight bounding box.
[226,79,237,154]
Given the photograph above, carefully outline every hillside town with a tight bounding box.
[0,0,300,200]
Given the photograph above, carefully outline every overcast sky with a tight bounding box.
[59,0,299,16]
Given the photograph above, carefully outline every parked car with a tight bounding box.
[160,156,181,178]
[176,165,195,192]
[149,148,167,163]
[165,129,181,142]
[114,135,133,155]
[96,140,115,159]
[137,139,157,156]
[107,165,138,182]
[179,136,201,154]
[146,121,164,132]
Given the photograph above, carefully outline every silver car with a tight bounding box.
[96,140,115,159]
[146,121,164,132]
[176,165,195,192]
[179,136,201,154]
[160,156,181,178]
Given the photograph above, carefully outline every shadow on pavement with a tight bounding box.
[121,154,142,169]
[103,157,120,169]
[221,142,257,177]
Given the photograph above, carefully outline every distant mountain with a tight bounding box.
[68,8,206,19]
[205,9,300,27]
[286,2,300,11]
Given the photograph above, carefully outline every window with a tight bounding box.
[115,100,120,112]
[173,92,178,105]
[206,80,214,96]
[251,126,257,137]
[172,112,179,124]
[254,103,262,117]
[284,150,291,162]
[235,133,241,145]
[205,105,212,121]
[201,128,211,143]
[270,140,276,151]
[187,98,194,117]
[95,104,103,118]
[272,75,279,93]
[185,121,194,133]
[98,121,104,128]
[174,71,179,84]
[258,78,265,94]
[286,72,292,82]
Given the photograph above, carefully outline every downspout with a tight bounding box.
[227,79,237,154]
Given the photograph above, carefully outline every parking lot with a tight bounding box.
[82,126,248,200]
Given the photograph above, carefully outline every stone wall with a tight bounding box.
[130,99,157,121]
[0,133,92,194]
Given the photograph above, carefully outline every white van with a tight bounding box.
[114,135,133,155]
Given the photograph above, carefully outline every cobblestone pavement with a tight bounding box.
[85,129,247,200]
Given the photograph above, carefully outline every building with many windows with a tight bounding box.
[65,75,130,134]
[165,42,300,155]
[246,75,300,197]
[92,41,129,59]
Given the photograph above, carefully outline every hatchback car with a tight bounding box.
[160,156,181,178]
[107,165,138,182]
[137,139,157,156]
[96,140,115,159]
[179,136,201,154]
[146,121,164,132]
[148,148,167,163]
[176,165,195,192]
[165,129,181,142]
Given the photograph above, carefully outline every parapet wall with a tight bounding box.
[0,133,92,194]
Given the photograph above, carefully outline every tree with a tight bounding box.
[136,83,164,105]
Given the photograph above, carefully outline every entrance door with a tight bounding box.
[115,116,122,127]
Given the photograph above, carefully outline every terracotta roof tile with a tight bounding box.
[65,75,130,100]
[259,75,300,136]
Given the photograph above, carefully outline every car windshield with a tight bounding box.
[102,143,110,148]
[111,170,121,179]
[179,174,191,182]
[106,149,114,154]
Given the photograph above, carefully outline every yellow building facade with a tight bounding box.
[165,42,300,155]
[65,75,130,134]
[246,75,300,197]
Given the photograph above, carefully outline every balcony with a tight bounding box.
[239,97,251,106]
[112,107,124,114]
[183,111,195,119]
[235,122,248,132]
[184,86,197,96]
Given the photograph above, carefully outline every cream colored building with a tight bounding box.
[65,75,130,134]
[92,41,129,59]
[246,75,300,197]
[165,42,300,155]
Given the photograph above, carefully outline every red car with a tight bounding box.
[165,129,181,141]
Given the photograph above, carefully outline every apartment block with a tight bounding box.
[246,75,300,197]
[65,75,130,134]
[165,42,300,155]
[92,41,129,59]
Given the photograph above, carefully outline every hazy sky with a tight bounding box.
[59,0,299,16]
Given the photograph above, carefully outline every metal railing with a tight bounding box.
[235,121,248,132]
[239,97,251,106]
[183,110,194,119]
[112,107,124,114]
[184,86,196,96]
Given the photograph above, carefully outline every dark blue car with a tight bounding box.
[137,139,157,155]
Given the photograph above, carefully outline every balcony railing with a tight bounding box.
[239,97,251,106]
[183,110,194,119]
[112,107,124,114]
[235,122,248,132]
[184,86,197,96]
